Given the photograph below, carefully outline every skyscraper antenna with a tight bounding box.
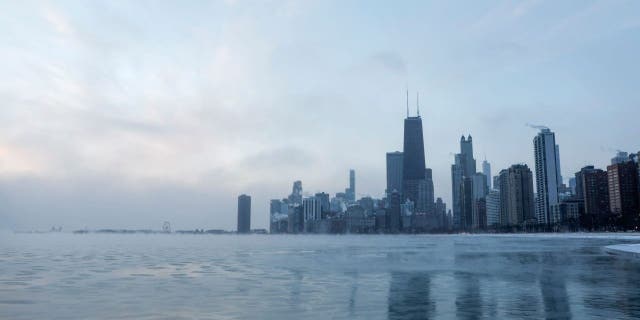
[406,88,409,117]
[416,92,420,117]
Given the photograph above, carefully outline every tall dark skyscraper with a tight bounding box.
[387,190,402,233]
[577,166,610,220]
[237,194,251,233]
[460,177,474,230]
[402,101,426,207]
[349,169,356,201]
[498,164,535,227]
[460,135,476,176]
[452,135,477,229]
[607,159,639,227]
[386,151,403,195]
[451,154,464,228]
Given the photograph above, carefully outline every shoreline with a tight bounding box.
[605,244,640,259]
[7,230,640,239]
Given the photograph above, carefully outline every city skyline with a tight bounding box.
[1,1,639,231]
[267,109,637,233]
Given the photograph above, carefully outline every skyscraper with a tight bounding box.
[451,155,464,228]
[498,164,535,227]
[270,199,282,217]
[289,181,302,205]
[452,135,477,229]
[568,177,577,195]
[269,199,282,233]
[460,177,474,230]
[574,167,589,201]
[578,166,609,219]
[303,197,322,222]
[435,197,447,229]
[349,169,356,201]
[460,135,476,176]
[420,168,435,214]
[472,173,488,200]
[237,194,251,233]
[402,113,426,207]
[607,158,639,228]
[533,128,563,225]
[486,190,501,227]
[386,151,403,195]
[387,190,402,233]
[471,173,488,229]
[314,192,331,218]
[482,160,491,190]
[611,151,629,165]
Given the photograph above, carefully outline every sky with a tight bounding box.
[0,0,639,231]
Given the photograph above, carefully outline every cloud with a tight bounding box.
[240,146,316,171]
[512,0,541,18]
[370,52,407,76]
[41,6,75,36]
[0,1,638,231]
[0,142,48,176]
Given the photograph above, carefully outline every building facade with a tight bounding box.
[386,151,403,195]
[579,166,610,220]
[533,128,563,225]
[482,160,492,190]
[288,181,303,205]
[345,169,356,202]
[420,168,435,214]
[402,115,427,208]
[387,190,402,233]
[452,135,476,230]
[607,159,640,227]
[237,194,251,233]
[486,190,501,227]
[303,197,322,222]
[460,177,474,230]
[451,154,464,228]
[499,164,535,227]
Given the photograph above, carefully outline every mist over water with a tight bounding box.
[1,233,639,319]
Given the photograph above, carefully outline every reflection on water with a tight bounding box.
[1,233,639,319]
[388,272,433,320]
[540,253,571,320]
[454,271,482,320]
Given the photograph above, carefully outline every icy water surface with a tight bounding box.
[1,233,639,319]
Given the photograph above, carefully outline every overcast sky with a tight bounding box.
[0,0,638,231]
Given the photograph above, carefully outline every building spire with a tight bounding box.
[416,92,420,117]
[406,88,409,117]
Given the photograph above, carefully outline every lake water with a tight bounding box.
[1,233,639,319]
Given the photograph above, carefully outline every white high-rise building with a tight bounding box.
[486,190,500,227]
[482,160,491,190]
[533,128,563,225]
